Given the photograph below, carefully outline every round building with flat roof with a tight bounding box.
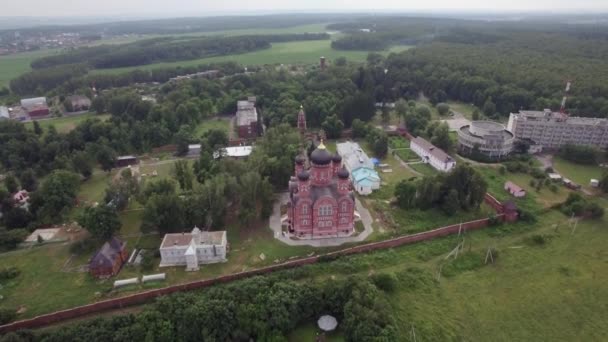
[458,121,514,159]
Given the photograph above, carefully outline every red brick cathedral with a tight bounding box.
[287,142,355,238]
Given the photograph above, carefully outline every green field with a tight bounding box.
[193,117,231,137]
[24,113,111,134]
[91,41,413,75]
[0,49,58,88]
[553,156,605,189]
[89,23,331,46]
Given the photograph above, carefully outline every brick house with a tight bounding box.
[89,237,128,278]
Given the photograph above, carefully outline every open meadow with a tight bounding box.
[91,41,413,75]
[0,49,58,89]
[23,113,111,134]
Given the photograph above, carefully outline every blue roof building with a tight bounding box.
[351,167,381,195]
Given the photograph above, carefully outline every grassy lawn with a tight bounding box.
[475,166,573,213]
[91,41,414,75]
[193,117,231,137]
[446,101,478,120]
[288,322,345,342]
[77,170,114,205]
[552,156,605,189]
[408,162,437,176]
[0,49,58,88]
[24,113,111,134]
[296,207,608,340]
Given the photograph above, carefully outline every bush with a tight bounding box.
[528,234,547,246]
[558,144,598,165]
[549,184,559,193]
[140,251,154,272]
[0,308,16,325]
[518,209,537,223]
[69,238,98,255]
[397,267,437,289]
[370,273,398,292]
[488,215,503,226]
[0,267,20,281]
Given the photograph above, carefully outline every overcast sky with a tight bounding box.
[2,0,607,17]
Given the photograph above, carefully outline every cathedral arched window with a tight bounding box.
[341,202,349,212]
[319,205,332,216]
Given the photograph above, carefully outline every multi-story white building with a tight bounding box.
[410,136,456,172]
[458,121,514,158]
[507,109,608,149]
[159,227,227,271]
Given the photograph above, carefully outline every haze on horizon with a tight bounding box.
[1,0,607,18]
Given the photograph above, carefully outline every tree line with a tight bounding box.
[30,33,329,70]
[0,275,397,341]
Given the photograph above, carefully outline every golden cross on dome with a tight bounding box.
[318,139,326,149]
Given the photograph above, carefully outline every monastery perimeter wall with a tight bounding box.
[0,199,509,333]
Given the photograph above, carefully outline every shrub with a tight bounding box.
[498,166,506,175]
[0,308,16,325]
[488,215,503,226]
[370,273,398,292]
[518,209,537,223]
[0,267,20,281]
[528,234,547,246]
[397,267,437,289]
[140,251,154,272]
[549,184,559,193]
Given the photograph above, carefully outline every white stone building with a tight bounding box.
[507,109,608,149]
[410,137,456,172]
[159,227,227,271]
[337,141,381,195]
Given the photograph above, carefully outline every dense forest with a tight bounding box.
[0,275,397,341]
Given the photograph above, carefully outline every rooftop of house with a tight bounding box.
[337,141,374,170]
[514,110,608,126]
[20,97,47,109]
[505,181,525,193]
[90,237,125,269]
[236,100,258,126]
[352,167,380,183]
[214,146,253,159]
[160,227,226,249]
[411,136,453,163]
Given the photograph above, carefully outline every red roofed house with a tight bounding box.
[504,181,526,198]
[89,237,128,279]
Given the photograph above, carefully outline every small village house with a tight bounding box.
[115,155,139,168]
[504,181,526,198]
[159,227,227,271]
[20,97,49,118]
[89,237,129,278]
[65,95,91,112]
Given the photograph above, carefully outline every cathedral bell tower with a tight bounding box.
[297,105,307,134]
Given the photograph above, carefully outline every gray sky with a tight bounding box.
[2,0,607,17]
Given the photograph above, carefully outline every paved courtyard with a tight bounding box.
[269,193,374,247]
